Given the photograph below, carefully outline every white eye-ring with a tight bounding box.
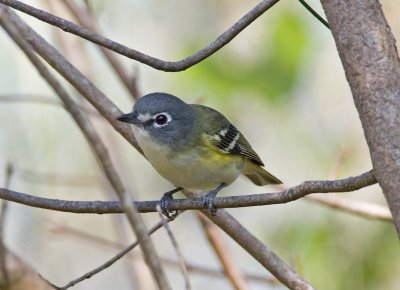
[153,112,172,128]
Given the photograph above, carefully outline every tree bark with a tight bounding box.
[321,0,400,236]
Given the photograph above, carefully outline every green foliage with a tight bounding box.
[270,212,399,289]
[181,10,310,103]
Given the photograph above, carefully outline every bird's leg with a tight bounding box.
[160,187,183,218]
[202,183,226,216]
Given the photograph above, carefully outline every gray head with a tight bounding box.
[117,92,196,146]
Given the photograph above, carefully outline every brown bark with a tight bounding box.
[321,0,400,236]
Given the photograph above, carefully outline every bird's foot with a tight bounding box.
[160,188,182,218]
[202,191,219,216]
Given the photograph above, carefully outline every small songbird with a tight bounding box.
[117,93,282,217]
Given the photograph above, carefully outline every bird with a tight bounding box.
[117,92,282,217]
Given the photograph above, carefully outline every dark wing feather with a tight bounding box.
[192,104,264,166]
[213,124,264,166]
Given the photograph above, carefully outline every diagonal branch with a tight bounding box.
[0,0,279,71]
[60,0,140,100]
[0,11,170,290]
[0,4,140,151]
[56,218,176,290]
[198,213,249,290]
[0,170,380,215]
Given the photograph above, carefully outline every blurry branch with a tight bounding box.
[16,168,99,187]
[0,249,54,290]
[0,163,13,287]
[186,195,314,290]
[42,0,92,78]
[0,94,101,117]
[327,145,349,179]
[49,218,175,290]
[0,0,280,72]
[0,11,170,290]
[302,145,392,222]
[0,4,141,152]
[60,0,140,99]
[157,208,191,290]
[50,222,278,285]
[0,171,378,213]
[0,94,61,106]
[198,214,249,290]
[305,194,392,222]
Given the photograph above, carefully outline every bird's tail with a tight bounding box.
[243,160,282,186]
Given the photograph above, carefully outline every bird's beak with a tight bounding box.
[116,112,140,125]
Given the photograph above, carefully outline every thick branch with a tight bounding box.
[0,0,279,71]
[0,170,378,214]
[321,0,400,236]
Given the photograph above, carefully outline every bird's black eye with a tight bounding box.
[155,114,168,126]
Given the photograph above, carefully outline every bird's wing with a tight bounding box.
[192,104,265,166]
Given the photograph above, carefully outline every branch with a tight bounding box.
[198,214,249,290]
[157,208,191,290]
[0,4,141,152]
[60,0,140,99]
[193,201,314,290]
[50,223,278,285]
[0,0,279,71]
[0,11,171,290]
[0,94,101,117]
[305,194,392,222]
[0,163,13,287]
[55,217,175,290]
[321,0,400,236]
[0,170,378,214]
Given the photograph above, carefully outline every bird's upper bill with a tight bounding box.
[116,112,141,125]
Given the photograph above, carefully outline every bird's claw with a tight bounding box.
[202,191,218,216]
[160,192,179,218]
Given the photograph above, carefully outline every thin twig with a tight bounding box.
[16,167,99,187]
[0,94,101,117]
[0,163,13,287]
[0,93,61,106]
[157,207,191,290]
[327,145,349,179]
[298,0,329,29]
[0,0,280,71]
[198,213,249,290]
[54,218,175,290]
[60,0,140,100]
[0,13,170,290]
[0,170,379,213]
[305,194,392,221]
[50,223,278,285]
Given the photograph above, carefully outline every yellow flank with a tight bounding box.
[134,126,245,190]
[200,133,242,167]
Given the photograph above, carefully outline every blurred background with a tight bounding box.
[0,0,399,289]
